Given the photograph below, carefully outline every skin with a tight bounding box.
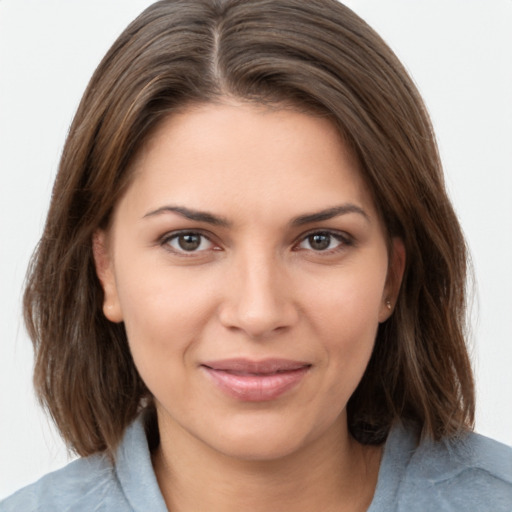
[94,101,405,512]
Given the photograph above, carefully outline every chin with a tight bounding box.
[201,412,337,463]
[212,432,306,462]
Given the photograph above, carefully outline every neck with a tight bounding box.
[152,414,382,512]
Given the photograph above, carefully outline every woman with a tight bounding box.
[1,0,511,510]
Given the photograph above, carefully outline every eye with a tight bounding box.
[297,231,350,252]
[164,232,214,253]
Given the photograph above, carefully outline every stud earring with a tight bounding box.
[385,299,392,310]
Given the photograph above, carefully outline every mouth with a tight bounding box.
[200,358,311,402]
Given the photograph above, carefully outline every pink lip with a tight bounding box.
[201,358,311,402]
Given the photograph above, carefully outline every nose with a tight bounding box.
[218,251,299,339]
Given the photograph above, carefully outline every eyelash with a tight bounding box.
[160,230,218,256]
[294,230,354,254]
[159,229,354,256]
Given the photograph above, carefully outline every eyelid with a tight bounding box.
[157,228,354,256]
[160,229,220,255]
[293,229,354,252]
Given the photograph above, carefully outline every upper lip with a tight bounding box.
[201,358,311,374]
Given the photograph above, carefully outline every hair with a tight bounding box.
[24,0,474,457]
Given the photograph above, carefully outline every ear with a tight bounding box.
[92,230,123,323]
[379,237,406,323]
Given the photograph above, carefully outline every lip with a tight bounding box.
[201,358,311,402]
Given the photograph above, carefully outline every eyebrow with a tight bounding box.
[291,204,370,226]
[143,203,369,227]
[143,205,231,227]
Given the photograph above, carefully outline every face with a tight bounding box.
[94,101,404,462]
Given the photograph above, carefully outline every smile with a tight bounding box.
[201,359,311,402]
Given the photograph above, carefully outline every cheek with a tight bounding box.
[302,259,388,380]
[113,257,219,380]
[306,260,387,333]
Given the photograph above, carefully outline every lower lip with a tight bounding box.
[202,366,310,402]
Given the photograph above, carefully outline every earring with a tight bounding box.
[385,299,392,310]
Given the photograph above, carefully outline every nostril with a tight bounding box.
[218,299,298,339]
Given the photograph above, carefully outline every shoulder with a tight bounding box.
[0,454,128,512]
[415,429,512,484]
[0,413,166,512]
[385,424,512,511]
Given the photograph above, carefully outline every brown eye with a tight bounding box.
[178,233,201,251]
[308,233,332,251]
[297,231,350,252]
[166,232,213,252]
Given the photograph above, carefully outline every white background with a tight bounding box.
[1,0,511,499]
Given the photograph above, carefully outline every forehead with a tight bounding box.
[120,101,379,225]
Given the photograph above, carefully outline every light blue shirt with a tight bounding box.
[1,415,511,511]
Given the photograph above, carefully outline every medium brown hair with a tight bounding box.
[24,0,474,456]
